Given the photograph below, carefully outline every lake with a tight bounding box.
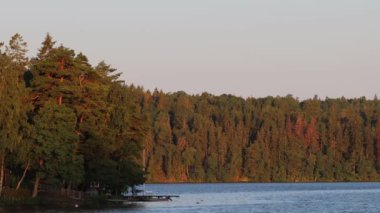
[101,182,380,213]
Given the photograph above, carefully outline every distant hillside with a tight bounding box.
[128,88,380,182]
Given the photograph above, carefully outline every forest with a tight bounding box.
[1,34,380,199]
[141,91,380,182]
[0,34,146,198]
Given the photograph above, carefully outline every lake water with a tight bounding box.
[104,182,380,213]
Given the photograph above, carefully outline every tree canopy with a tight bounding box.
[0,34,380,200]
[0,34,146,198]
[140,93,380,182]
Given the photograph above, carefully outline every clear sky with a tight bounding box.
[1,0,379,99]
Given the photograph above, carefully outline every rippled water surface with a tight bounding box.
[104,182,380,213]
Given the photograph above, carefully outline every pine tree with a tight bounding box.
[0,35,29,196]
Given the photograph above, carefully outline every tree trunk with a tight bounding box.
[0,154,5,197]
[60,59,65,70]
[32,176,40,198]
[61,180,66,196]
[16,160,30,191]
[67,182,72,196]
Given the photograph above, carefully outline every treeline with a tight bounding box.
[0,34,146,198]
[135,91,380,182]
[1,34,380,197]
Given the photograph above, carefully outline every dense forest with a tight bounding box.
[0,34,146,198]
[1,34,380,199]
[139,91,380,182]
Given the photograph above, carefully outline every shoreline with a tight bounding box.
[145,180,380,184]
[1,182,380,210]
[0,195,130,211]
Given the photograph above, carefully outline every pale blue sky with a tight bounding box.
[1,0,379,99]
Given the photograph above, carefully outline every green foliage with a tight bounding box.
[1,33,380,203]
[0,34,147,198]
[140,92,380,183]
[31,103,83,185]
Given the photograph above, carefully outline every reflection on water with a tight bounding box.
[91,183,380,212]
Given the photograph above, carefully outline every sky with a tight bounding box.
[1,0,379,99]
